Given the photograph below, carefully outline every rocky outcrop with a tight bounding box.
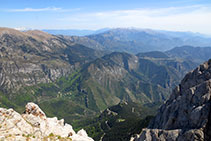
[132,59,211,141]
[0,102,93,141]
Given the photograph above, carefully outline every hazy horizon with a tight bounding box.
[1,0,211,34]
[5,27,210,37]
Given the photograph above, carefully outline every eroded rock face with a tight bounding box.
[0,102,93,141]
[132,59,211,141]
[0,28,104,93]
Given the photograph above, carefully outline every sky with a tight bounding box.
[0,0,211,34]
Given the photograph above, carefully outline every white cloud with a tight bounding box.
[7,7,61,12]
[14,27,33,31]
[6,7,80,12]
[58,5,211,34]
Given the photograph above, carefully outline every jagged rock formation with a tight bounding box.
[0,102,93,141]
[132,59,211,141]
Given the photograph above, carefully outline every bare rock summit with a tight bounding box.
[0,102,94,141]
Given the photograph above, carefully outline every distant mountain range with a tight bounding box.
[44,28,211,53]
[42,28,110,36]
[166,46,211,63]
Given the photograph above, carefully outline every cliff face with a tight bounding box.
[0,102,93,141]
[132,59,211,141]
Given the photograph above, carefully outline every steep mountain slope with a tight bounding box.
[55,52,197,112]
[82,28,211,53]
[132,59,211,141]
[166,46,211,63]
[0,27,104,93]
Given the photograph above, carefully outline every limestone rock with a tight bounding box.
[132,59,211,141]
[0,102,94,141]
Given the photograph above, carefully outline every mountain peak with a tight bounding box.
[0,27,54,41]
[25,30,54,40]
[0,27,25,37]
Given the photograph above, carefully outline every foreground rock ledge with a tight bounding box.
[132,59,211,141]
[0,102,93,141]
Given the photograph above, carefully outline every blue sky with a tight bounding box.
[0,0,211,34]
